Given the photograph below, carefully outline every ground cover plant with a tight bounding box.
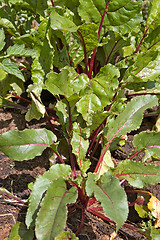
[0,0,160,239]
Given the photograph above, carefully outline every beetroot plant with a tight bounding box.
[0,0,160,239]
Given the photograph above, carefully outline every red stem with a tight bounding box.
[87,207,139,232]
[0,192,28,206]
[77,30,88,74]
[88,1,111,80]
[125,189,152,196]
[135,26,150,53]
[89,134,102,159]
[106,38,121,65]
[68,138,77,179]
[129,150,142,160]
[12,93,31,104]
[51,0,55,7]
[49,147,64,164]
[75,210,85,235]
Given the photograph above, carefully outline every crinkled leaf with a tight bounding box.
[109,160,160,188]
[78,0,142,35]
[0,28,5,51]
[35,178,77,240]
[127,50,160,82]
[76,89,102,122]
[31,58,44,84]
[26,164,72,228]
[146,0,160,29]
[77,23,98,52]
[71,122,90,175]
[0,59,25,81]
[91,64,119,106]
[0,129,56,161]
[105,95,158,144]
[46,67,88,98]
[6,44,37,57]
[86,172,128,230]
[50,9,78,32]
[8,222,34,240]
[133,131,160,161]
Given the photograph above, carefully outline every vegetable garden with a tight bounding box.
[0,0,160,239]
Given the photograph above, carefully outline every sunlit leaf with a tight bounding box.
[0,129,56,161]
[86,172,128,230]
[109,160,160,188]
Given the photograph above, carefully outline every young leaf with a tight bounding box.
[98,150,114,176]
[6,44,37,57]
[146,0,160,29]
[26,164,72,228]
[86,172,128,230]
[25,91,45,122]
[35,178,77,240]
[46,67,88,99]
[105,95,158,144]
[0,59,25,81]
[76,88,102,122]
[91,64,119,106]
[50,9,78,32]
[133,131,160,161]
[109,160,160,188]
[71,123,90,175]
[0,129,56,161]
[8,222,34,240]
[77,23,98,53]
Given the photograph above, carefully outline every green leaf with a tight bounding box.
[25,91,45,122]
[35,178,77,240]
[50,9,78,32]
[133,131,160,161]
[8,222,34,240]
[76,88,102,122]
[71,122,90,175]
[55,231,78,240]
[26,164,72,228]
[6,44,37,57]
[91,64,119,106]
[77,23,98,52]
[86,172,128,230]
[98,150,114,176]
[24,0,48,16]
[109,160,160,188]
[31,58,44,84]
[46,67,88,98]
[78,0,142,35]
[0,59,25,81]
[0,18,16,34]
[0,129,56,161]
[0,28,5,51]
[127,50,160,82]
[105,95,158,144]
[146,0,160,29]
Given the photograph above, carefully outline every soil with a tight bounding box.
[0,106,160,240]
